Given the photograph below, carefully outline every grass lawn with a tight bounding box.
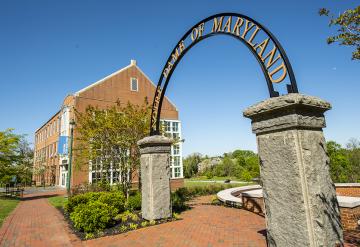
[48,195,68,209]
[184,179,253,188]
[0,197,20,227]
[187,176,245,182]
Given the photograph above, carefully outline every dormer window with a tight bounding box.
[130,77,138,91]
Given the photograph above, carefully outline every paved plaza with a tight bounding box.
[0,190,358,247]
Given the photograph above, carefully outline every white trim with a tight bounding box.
[74,63,134,96]
[130,77,139,92]
[134,65,179,111]
[72,62,178,112]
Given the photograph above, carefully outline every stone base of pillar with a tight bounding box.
[138,135,172,221]
[243,94,343,247]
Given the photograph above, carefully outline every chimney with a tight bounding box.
[130,59,137,66]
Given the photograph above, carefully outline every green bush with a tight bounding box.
[70,201,118,233]
[126,191,141,211]
[65,191,126,214]
[98,191,125,212]
[171,189,187,212]
[64,192,103,213]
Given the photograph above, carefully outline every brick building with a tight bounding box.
[33,60,183,190]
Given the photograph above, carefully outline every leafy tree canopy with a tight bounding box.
[319,5,360,60]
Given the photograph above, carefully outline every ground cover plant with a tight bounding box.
[0,196,19,227]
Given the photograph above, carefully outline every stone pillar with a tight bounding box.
[243,94,343,247]
[138,135,172,221]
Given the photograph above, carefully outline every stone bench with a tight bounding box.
[217,185,360,230]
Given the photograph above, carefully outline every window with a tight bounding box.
[173,145,180,155]
[173,156,180,167]
[172,122,179,132]
[130,78,138,91]
[172,133,179,139]
[164,121,171,132]
[174,167,181,178]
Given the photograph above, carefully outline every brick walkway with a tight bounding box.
[0,191,358,247]
[86,196,266,247]
[0,191,82,247]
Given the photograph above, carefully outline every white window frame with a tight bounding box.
[130,77,138,92]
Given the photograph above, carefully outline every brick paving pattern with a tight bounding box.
[0,190,358,247]
[0,191,82,247]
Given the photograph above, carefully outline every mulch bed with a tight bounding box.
[58,208,179,240]
[344,230,360,246]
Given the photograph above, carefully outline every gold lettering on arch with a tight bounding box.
[151,87,162,129]
[222,17,232,33]
[212,16,224,33]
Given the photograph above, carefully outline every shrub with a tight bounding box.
[64,192,103,213]
[140,221,148,227]
[97,179,111,191]
[65,191,126,213]
[98,191,125,212]
[70,201,118,233]
[171,189,187,212]
[126,191,141,211]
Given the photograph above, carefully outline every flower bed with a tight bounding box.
[52,189,182,240]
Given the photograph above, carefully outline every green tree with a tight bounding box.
[0,129,33,186]
[346,138,360,182]
[75,100,151,198]
[319,6,360,60]
[327,141,351,182]
[222,157,236,177]
[183,153,202,178]
[0,129,21,184]
[232,150,256,159]
[15,138,34,185]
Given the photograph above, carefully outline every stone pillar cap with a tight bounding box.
[138,135,173,147]
[243,93,331,118]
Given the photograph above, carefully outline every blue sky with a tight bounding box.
[0,0,359,156]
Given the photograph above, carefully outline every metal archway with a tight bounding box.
[150,13,299,135]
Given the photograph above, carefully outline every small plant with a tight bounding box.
[149,220,156,226]
[85,233,95,240]
[129,223,138,230]
[126,191,141,211]
[97,231,105,237]
[130,213,139,221]
[115,210,138,222]
[140,221,148,227]
[172,212,180,220]
[211,195,220,205]
[119,225,128,232]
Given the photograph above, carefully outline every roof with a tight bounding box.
[35,110,61,133]
[72,60,178,111]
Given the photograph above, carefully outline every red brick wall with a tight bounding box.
[336,186,360,197]
[340,206,360,231]
[240,193,360,230]
[170,178,184,191]
[242,196,265,216]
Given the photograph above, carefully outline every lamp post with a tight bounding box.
[67,119,75,194]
